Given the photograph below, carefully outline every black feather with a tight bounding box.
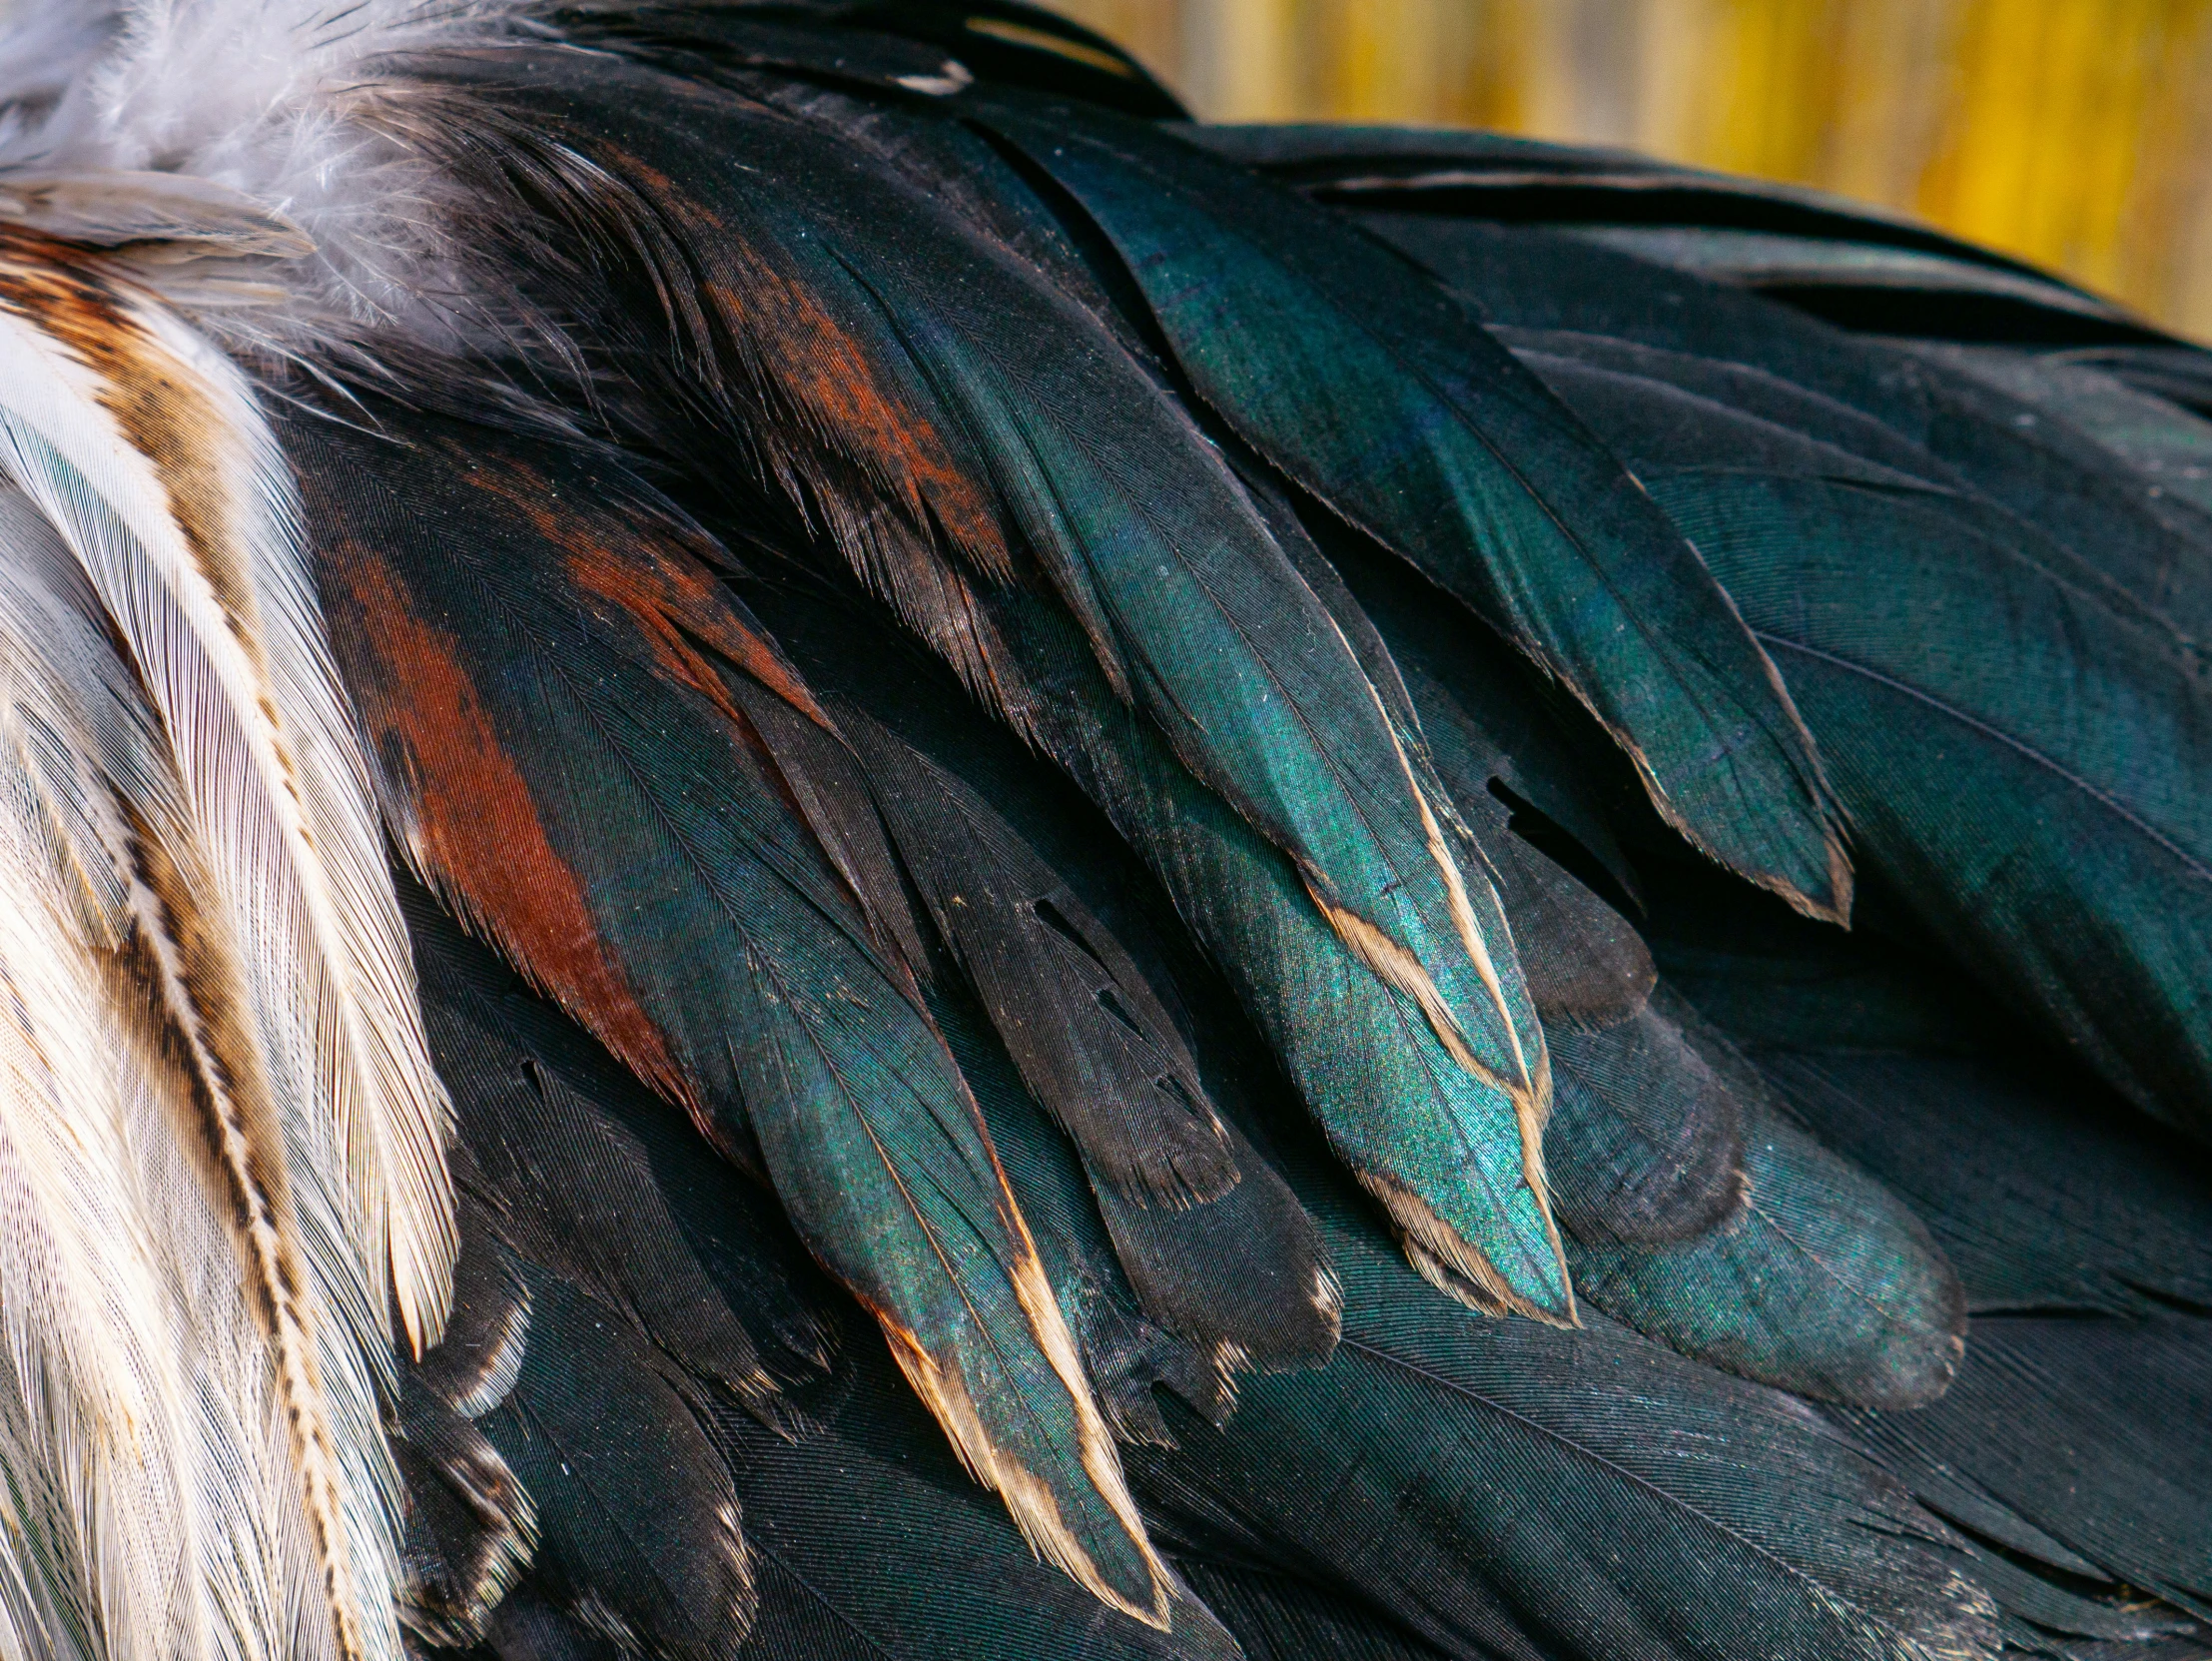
[474,1262,755,1661]
[707,1306,1243,1661]
[1837,1316,2212,1623]
[412,904,829,1431]
[1762,1049,2212,1318]
[1123,1137,1998,1661]
[1172,1564,1447,1661]
[1545,996,1748,1248]
[837,702,1235,1209]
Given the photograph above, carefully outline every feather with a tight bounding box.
[1355,210,1935,431]
[394,1228,536,1650]
[1512,344,2212,1140]
[402,900,830,1658]
[2077,343,2212,420]
[1124,1135,1999,1661]
[0,480,390,1661]
[1836,1316,2212,1623]
[1545,996,1748,1248]
[1509,334,2205,665]
[473,1261,755,1661]
[400,60,1569,1320]
[1437,236,2204,678]
[0,240,462,1659]
[291,402,1167,1623]
[1245,471,1654,1036]
[419,893,1240,1661]
[540,8,985,103]
[395,1392,535,1651]
[563,0,1186,117]
[817,676,1340,1377]
[923,916,1335,1416]
[1763,1049,2212,1318]
[0,527,222,1661]
[1561,997,1965,1407]
[1188,123,2123,358]
[1560,227,2135,332]
[864,2,1190,115]
[837,701,1236,1210]
[977,104,1846,922]
[1358,195,2212,673]
[0,0,535,358]
[1178,122,2049,276]
[981,578,1568,1318]
[408,896,825,1434]
[472,1588,627,1661]
[747,553,1566,1323]
[1488,329,1960,489]
[1633,850,2016,1057]
[707,1317,1245,1661]
[1320,522,1656,1021]
[1172,1564,1447,1661]
[1297,533,1716,1246]
[1957,1540,2199,1653]
[1894,345,2212,651]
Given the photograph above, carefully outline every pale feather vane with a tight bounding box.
[0,7,479,1639]
[0,266,450,1657]
[0,485,334,1661]
[0,0,527,360]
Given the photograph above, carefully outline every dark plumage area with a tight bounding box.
[0,4,2208,1659]
[319,12,2212,1657]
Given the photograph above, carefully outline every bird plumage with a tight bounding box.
[0,4,2202,1659]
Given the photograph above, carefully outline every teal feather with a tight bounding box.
[294,401,1167,1622]
[1560,996,1964,1408]
[808,630,1341,1377]
[979,104,1846,921]
[884,931,1994,1661]
[968,577,1569,1318]
[430,57,1568,1319]
[1898,344,2212,648]
[1325,528,1656,1022]
[1264,490,1654,1029]
[1507,350,2212,1139]
[748,574,1508,1340]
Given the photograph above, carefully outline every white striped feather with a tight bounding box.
[0,255,450,1658]
[0,487,331,1661]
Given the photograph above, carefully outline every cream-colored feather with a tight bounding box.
[0,489,296,1661]
[0,254,448,1658]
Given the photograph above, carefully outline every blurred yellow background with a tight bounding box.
[1040,0,2212,339]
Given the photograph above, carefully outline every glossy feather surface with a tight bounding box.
[0,8,2207,1660]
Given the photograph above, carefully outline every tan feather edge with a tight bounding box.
[867,1132,1170,1629]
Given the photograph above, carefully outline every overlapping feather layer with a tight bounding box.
[0,237,453,1661]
